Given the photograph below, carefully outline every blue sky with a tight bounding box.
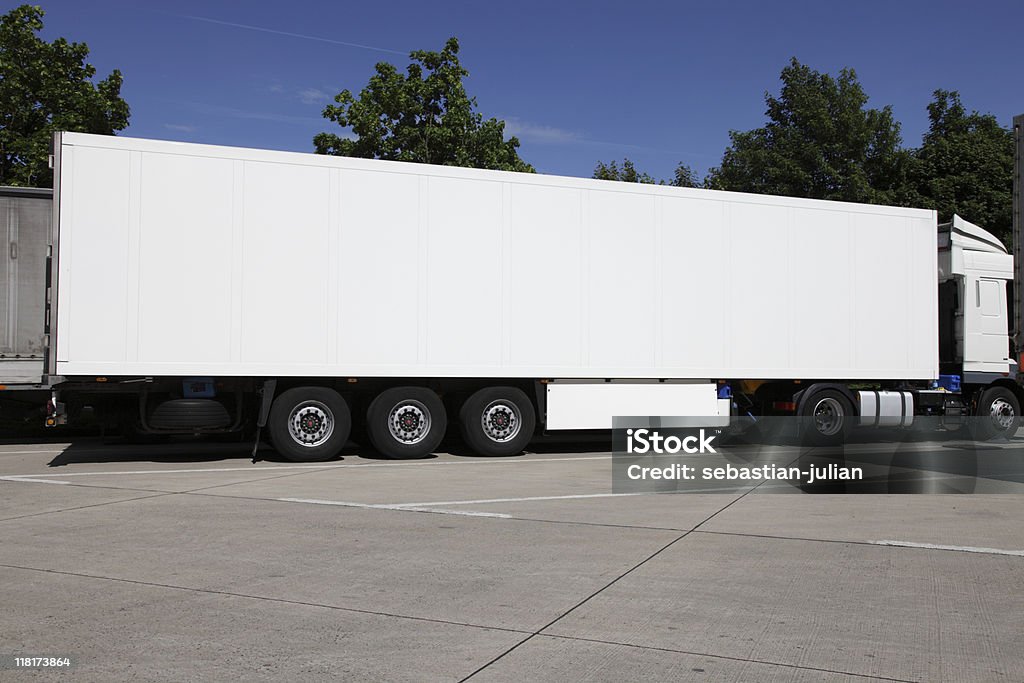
[28,0,1024,181]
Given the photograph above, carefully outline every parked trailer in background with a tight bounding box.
[40,132,1022,459]
[0,186,50,386]
[0,186,50,426]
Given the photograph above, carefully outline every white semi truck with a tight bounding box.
[22,131,1024,460]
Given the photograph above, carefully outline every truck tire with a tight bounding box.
[267,387,351,462]
[799,389,852,446]
[972,386,1020,441]
[459,387,536,456]
[366,387,447,459]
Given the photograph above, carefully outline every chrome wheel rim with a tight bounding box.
[989,398,1016,431]
[812,397,845,437]
[481,400,521,443]
[388,400,431,444]
[288,401,334,448]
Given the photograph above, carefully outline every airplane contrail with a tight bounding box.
[179,14,407,55]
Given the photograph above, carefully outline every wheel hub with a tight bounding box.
[388,401,431,444]
[989,398,1016,431]
[287,401,334,447]
[812,397,844,437]
[481,400,521,443]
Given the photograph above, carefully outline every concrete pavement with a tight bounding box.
[1,437,1022,681]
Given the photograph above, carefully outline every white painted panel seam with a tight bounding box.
[654,195,664,368]
[501,182,512,367]
[327,168,340,365]
[417,176,428,365]
[124,151,142,362]
[229,160,244,363]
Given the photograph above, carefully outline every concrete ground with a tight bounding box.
[1,435,1023,682]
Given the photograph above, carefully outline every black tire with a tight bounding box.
[267,387,351,462]
[972,386,1020,442]
[366,387,447,459]
[799,389,853,446]
[459,387,536,456]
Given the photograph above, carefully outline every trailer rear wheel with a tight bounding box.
[268,387,351,462]
[366,387,447,459]
[799,389,852,445]
[459,387,536,456]
[973,387,1020,441]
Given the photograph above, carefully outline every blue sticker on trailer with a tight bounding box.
[933,375,961,392]
[183,377,215,398]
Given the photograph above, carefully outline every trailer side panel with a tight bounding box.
[54,133,938,381]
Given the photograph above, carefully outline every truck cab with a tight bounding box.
[937,215,1015,379]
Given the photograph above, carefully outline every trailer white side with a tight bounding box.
[54,133,938,381]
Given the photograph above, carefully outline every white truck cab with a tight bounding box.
[938,215,1015,377]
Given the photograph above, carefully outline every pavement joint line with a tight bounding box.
[0,467,410,520]
[0,479,171,494]
[276,497,512,518]
[687,448,798,535]
[1,464,369,499]
[534,633,919,683]
[0,562,535,637]
[692,529,1024,559]
[0,492,176,524]
[460,487,757,681]
[176,464,367,495]
[0,454,614,479]
[181,489,696,532]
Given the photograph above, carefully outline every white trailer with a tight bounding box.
[40,132,1021,459]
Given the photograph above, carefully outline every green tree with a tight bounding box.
[314,37,533,173]
[593,158,699,187]
[908,90,1013,245]
[706,58,908,204]
[593,158,656,184]
[0,5,129,187]
[670,163,700,189]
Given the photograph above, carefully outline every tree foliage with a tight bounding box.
[0,5,129,187]
[707,58,908,204]
[908,90,1013,244]
[314,37,533,173]
[593,158,656,184]
[593,158,699,187]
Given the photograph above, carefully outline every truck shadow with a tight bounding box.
[40,433,603,467]
[43,437,369,468]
